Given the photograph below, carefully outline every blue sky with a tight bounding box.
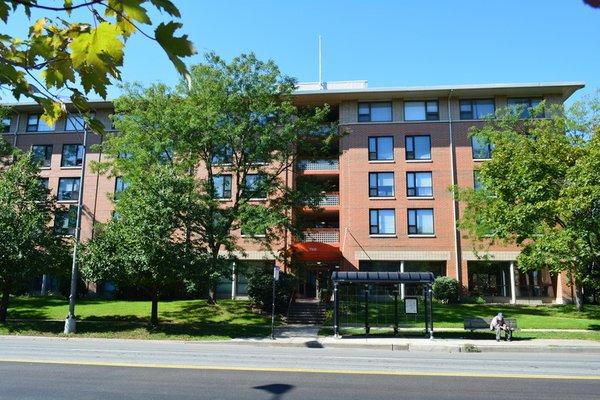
[4,0,600,105]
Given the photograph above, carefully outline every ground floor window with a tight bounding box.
[216,260,274,298]
[468,261,511,297]
[358,261,446,296]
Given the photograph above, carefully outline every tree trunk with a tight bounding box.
[150,291,159,327]
[574,280,584,312]
[208,285,217,305]
[0,286,10,324]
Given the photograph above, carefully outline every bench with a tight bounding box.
[464,317,518,332]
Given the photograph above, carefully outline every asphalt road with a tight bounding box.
[0,336,599,399]
[1,361,599,400]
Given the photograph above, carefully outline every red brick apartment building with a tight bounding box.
[1,81,584,304]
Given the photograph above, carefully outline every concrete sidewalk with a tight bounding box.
[232,334,600,353]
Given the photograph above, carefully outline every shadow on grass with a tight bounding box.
[160,300,267,325]
[1,320,270,340]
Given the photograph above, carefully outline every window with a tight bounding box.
[244,174,267,199]
[408,209,434,235]
[404,101,439,121]
[406,172,433,197]
[61,144,84,167]
[26,114,53,132]
[65,113,86,131]
[507,98,544,118]
[213,174,232,199]
[471,136,493,159]
[212,145,233,164]
[31,145,52,168]
[57,177,80,201]
[2,116,11,133]
[405,135,431,160]
[54,207,77,236]
[369,172,394,197]
[369,209,395,235]
[358,102,392,122]
[114,177,129,197]
[460,99,495,120]
[39,178,49,190]
[368,136,394,161]
[473,170,482,191]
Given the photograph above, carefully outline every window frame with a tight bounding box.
[459,99,496,120]
[405,135,431,161]
[406,171,433,197]
[244,173,267,200]
[404,100,439,121]
[57,177,80,202]
[471,136,493,160]
[64,112,88,132]
[368,172,395,198]
[369,208,396,235]
[26,114,54,132]
[368,136,394,161]
[61,144,84,167]
[407,208,435,235]
[31,144,53,168]
[2,115,11,133]
[507,97,544,118]
[54,207,77,236]
[358,102,392,122]
[213,174,233,199]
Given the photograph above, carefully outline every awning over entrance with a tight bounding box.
[291,242,341,262]
[332,271,434,284]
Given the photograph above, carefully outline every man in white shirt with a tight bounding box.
[490,312,513,342]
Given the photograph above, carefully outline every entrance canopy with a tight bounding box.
[291,242,341,262]
[332,271,434,284]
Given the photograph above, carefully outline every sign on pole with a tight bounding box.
[405,297,418,314]
[273,266,280,281]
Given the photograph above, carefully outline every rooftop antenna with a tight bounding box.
[318,35,325,89]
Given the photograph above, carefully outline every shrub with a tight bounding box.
[432,276,460,304]
[461,295,487,304]
[247,266,297,314]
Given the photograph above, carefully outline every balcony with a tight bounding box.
[319,192,339,207]
[297,159,339,173]
[301,228,340,243]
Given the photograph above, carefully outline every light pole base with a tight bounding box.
[64,315,76,334]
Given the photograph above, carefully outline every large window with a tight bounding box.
[507,98,544,118]
[57,177,80,201]
[369,172,394,197]
[473,170,483,191]
[369,209,395,235]
[54,207,77,236]
[460,99,495,120]
[471,136,493,159]
[31,145,52,168]
[407,208,434,235]
[368,136,394,161]
[404,101,439,121]
[61,144,84,167]
[65,113,86,131]
[26,114,54,132]
[2,116,11,133]
[244,174,267,199]
[358,102,392,122]
[406,171,433,197]
[114,177,129,197]
[212,145,233,164]
[405,135,431,160]
[213,174,232,199]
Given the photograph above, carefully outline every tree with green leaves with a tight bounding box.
[86,52,338,304]
[0,136,69,323]
[454,99,600,310]
[0,0,195,129]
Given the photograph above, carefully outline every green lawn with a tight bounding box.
[331,302,600,330]
[0,297,272,340]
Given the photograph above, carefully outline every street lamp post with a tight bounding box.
[64,117,88,334]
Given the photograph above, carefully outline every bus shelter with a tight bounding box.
[331,271,435,338]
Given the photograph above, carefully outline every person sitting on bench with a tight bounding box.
[490,312,512,342]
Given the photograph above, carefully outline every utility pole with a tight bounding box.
[270,266,279,340]
[64,114,88,334]
[318,35,324,89]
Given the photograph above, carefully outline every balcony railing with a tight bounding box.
[302,228,340,243]
[297,159,339,171]
[318,192,339,206]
